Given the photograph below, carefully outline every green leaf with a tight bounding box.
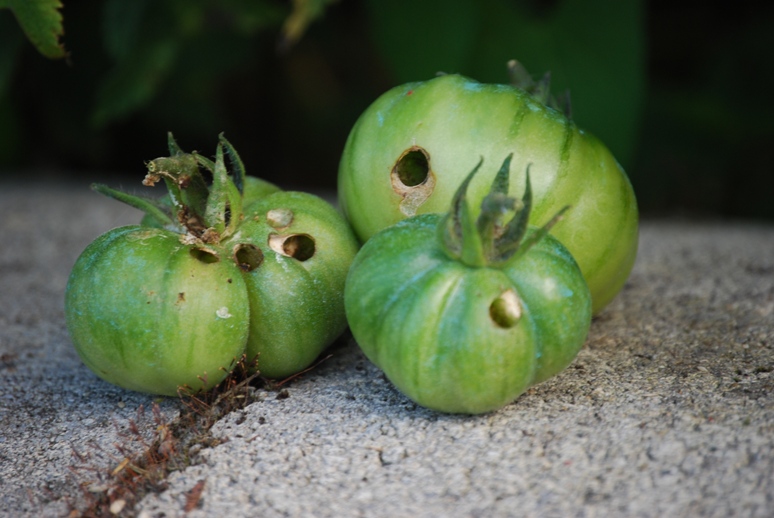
[0,0,65,59]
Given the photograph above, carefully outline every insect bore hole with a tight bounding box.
[394,147,430,187]
[190,247,220,264]
[233,243,264,272]
[269,233,316,261]
[489,289,522,328]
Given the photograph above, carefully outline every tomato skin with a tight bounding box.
[69,134,360,394]
[344,214,591,415]
[228,191,360,379]
[338,73,638,313]
[65,226,250,396]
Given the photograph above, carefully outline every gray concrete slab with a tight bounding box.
[1,182,772,517]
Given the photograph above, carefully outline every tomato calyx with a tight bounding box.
[439,154,569,268]
[92,133,248,245]
[506,59,572,118]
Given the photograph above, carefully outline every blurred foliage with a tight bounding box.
[0,1,772,220]
[366,0,645,171]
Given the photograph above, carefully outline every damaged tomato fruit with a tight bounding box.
[338,61,638,314]
[345,155,592,414]
[65,134,359,396]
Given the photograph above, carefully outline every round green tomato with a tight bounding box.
[344,215,592,415]
[65,226,250,396]
[338,74,638,314]
[225,190,360,379]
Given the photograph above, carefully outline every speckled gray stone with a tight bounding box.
[1,183,772,518]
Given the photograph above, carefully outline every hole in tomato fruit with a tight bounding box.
[394,148,429,186]
[190,247,220,264]
[233,243,264,272]
[489,289,522,328]
[391,146,436,217]
[268,233,316,261]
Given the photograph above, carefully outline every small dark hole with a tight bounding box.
[283,234,316,261]
[190,247,220,264]
[394,148,429,187]
[233,244,264,272]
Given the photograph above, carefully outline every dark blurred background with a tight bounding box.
[1,0,772,220]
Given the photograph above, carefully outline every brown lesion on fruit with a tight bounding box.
[233,243,264,272]
[268,233,316,261]
[390,146,436,217]
[177,292,186,304]
[266,208,294,230]
[490,289,522,328]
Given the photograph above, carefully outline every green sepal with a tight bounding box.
[439,157,486,267]
[203,142,243,238]
[90,183,175,229]
[438,154,569,269]
[477,153,520,262]
[219,133,246,195]
[508,205,570,265]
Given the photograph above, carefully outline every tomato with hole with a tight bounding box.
[338,70,638,314]
[65,226,250,395]
[344,156,592,414]
[233,190,359,378]
[65,134,359,395]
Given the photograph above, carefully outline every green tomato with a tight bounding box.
[230,191,360,379]
[65,226,250,396]
[338,71,638,314]
[66,134,358,395]
[344,156,592,414]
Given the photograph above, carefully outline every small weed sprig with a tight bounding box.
[67,354,264,517]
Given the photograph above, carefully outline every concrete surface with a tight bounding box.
[1,182,772,517]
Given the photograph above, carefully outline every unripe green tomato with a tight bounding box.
[345,215,592,415]
[228,191,360,379]
[70,134,360,395]
[65,226,250,396]
[338,74,638,313]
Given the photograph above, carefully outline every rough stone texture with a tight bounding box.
[1,182,772,517]
[0,184,180,517]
